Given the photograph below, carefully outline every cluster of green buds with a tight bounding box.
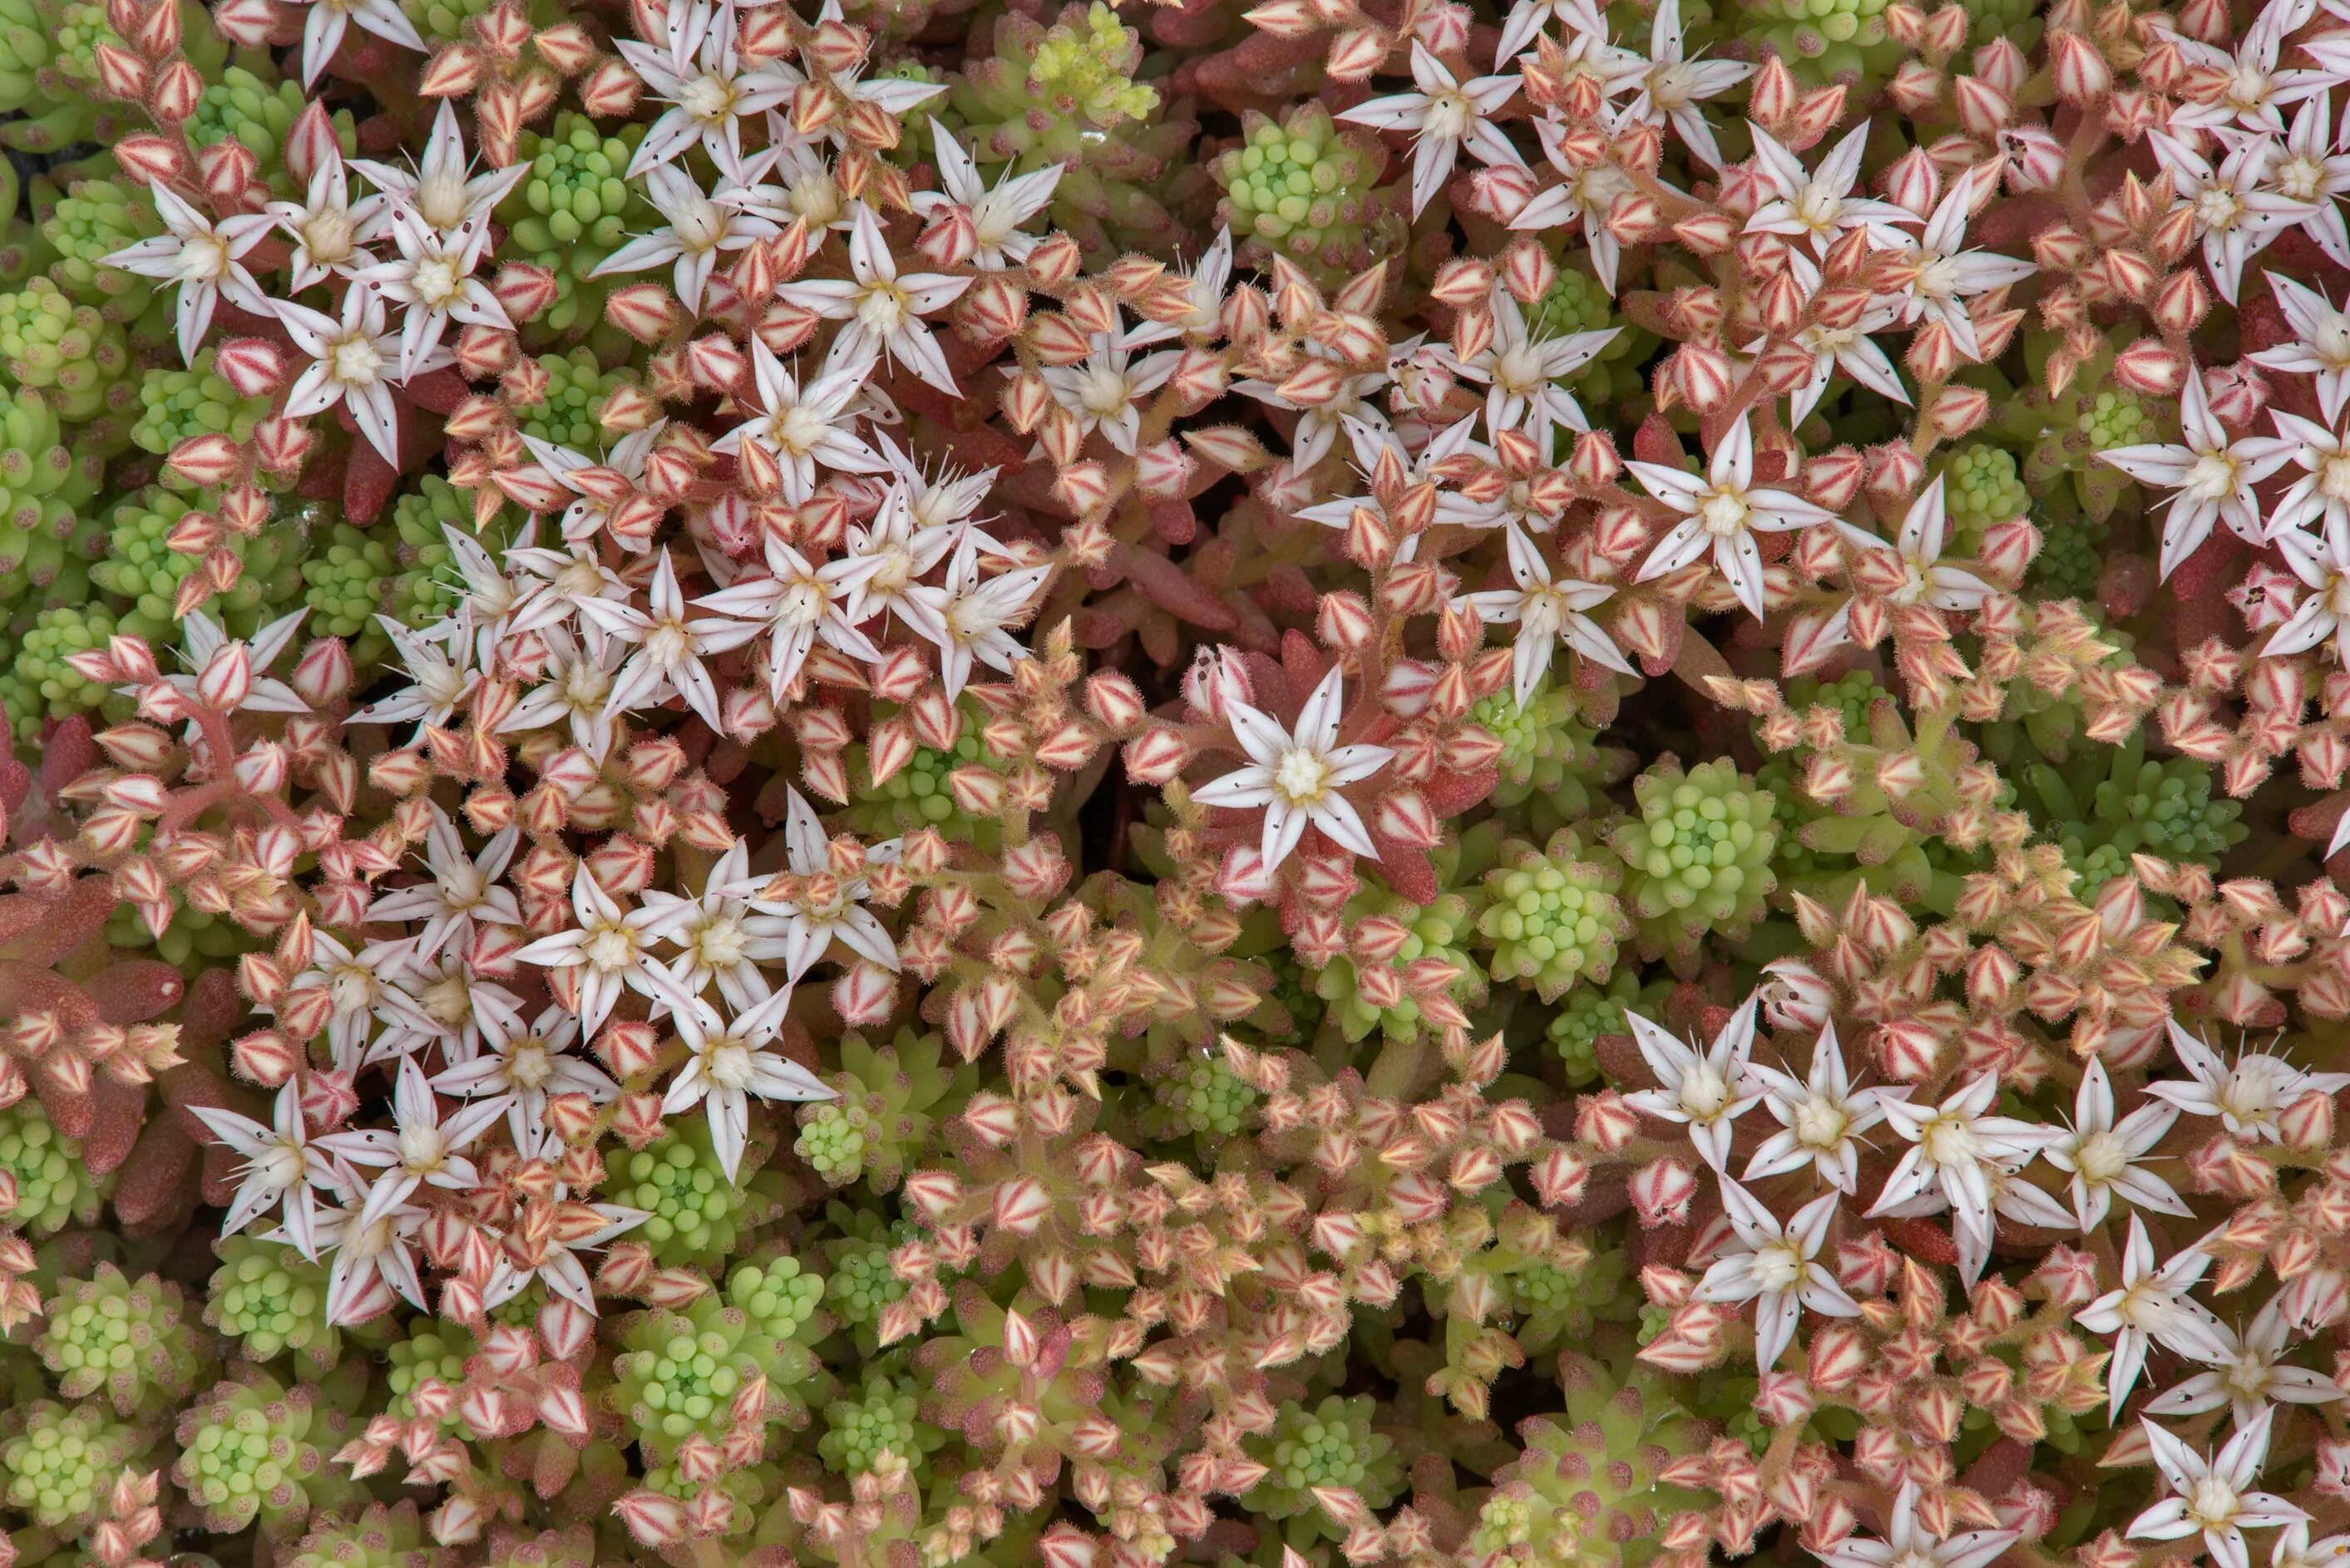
[606,1117,761,1267]
[173,1372,358,1536]
[1604,757,1779,969]
[1544,970,1642,1086]
[793,1029,968,1191]
[286,1499,441,1568]
[37,1265,209,1419]
[1316,885,1483,1041]
[515,348,634,449]
[1478,828,1629,1002]
[186,66,356,196]
[942,2,1205,259]
[819,1373,937,1476]
[205,1237,342,1376]
[131,348,274,462]
[0,1100,105,1235]
[500,115,648,345]
[1155,1047,1261,1138]
[1211,104,1405,281]
[1246,1396,1401,1544]
[0,277,133,428]
[1469,1349,1711,1568]
[613,1258,825,1452]
[0,1398,146,1530]
[41,180,160,320]
[1472,681,1634,838]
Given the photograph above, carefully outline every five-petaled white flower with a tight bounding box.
[348,204,510,378]
[514,870,674,1038]
[2149,130,2312,304]
[693,534,882,701]
[711,338,890,504]
[1618,0,1753,170]
[651,982,837,1181]
[1632,412,1834,619]
[1625,994,1765,1170]
[1817,1482,2019,1568]
[2252,274,2350,423]
[2041,1055,2190,1232]
[2077,1215,2233,1419]
[901,541,1053,701]
[2145,1020,2350,1143]
[1694,1181,1856,1371]
[2146,1296,2346,1429]
[575,549,763,733]
[1446,286,1617,446]
[1745,121,1918,256]
[317,1055,506,1229]
[1834,475,1997,612]
[2098,368,2296,579]
[593,163,778,314]
[736,786,904,982]
[101,185,274,365]
[432,1007,615,1151]
[1869,1072,2055,1276]
[2130,1408,2310,1568]
[1741,1020,1903,1195]
[1453,522,1632,703]
[618,0,798,180]
[913,123,1065,269]
[1878,167,2036,363]
[638,840,795,1013]
[2265,515,2350,665]
[777,202,973,394]
[351,101,528,242]
[1191,666,1395,872]
[191,1083,353,1261]
[274,284,422,470]
[1338,42,1525,219]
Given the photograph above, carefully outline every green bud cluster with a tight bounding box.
[131,349,274,461]
[1248,1395,1400,1540]
[205,1237,340,1374]
[824,1224,912,1329]
[174,1373,353,1536]
[2030,505,2110,598]
[1942,444,2028,543]
[92,490,307,644]
[607,1118,753,1267]
[0,1399,143,1529]
[819,1375,937,1475]
[2033,739,2247,893]
[1478,829,1629,1002]
[37,1264,209,1418]
[943,2,1206,263]
[1607,757,1780,965]
[10,601,120,734]
[2076,387,2150,451]
[0,259,131,435]
[794,1100,872,1181]
[1545,970,1642,1087]
[187,67,355,196]
[40,180,155,318]
[501,115,647,340]
[1528,268,1652,409]
[0,386,103,580]
[286,1500,440,1568]
[0,1091,106,1235]
[516,348,634,450]
[615,1266,823,1451]
[1316,890,1482,1041]
[852,724,1004,839]
[1157,1050,1259,1137]
[383,1323,476,1431]
[1212,104,1404,280]
[1471,681,1632,837]
[301,521,395,649]
[1474,1349,1711,1568]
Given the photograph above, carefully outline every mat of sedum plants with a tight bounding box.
[12,0,2350,1563]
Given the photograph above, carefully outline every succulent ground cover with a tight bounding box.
[9,0,2350,1564]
